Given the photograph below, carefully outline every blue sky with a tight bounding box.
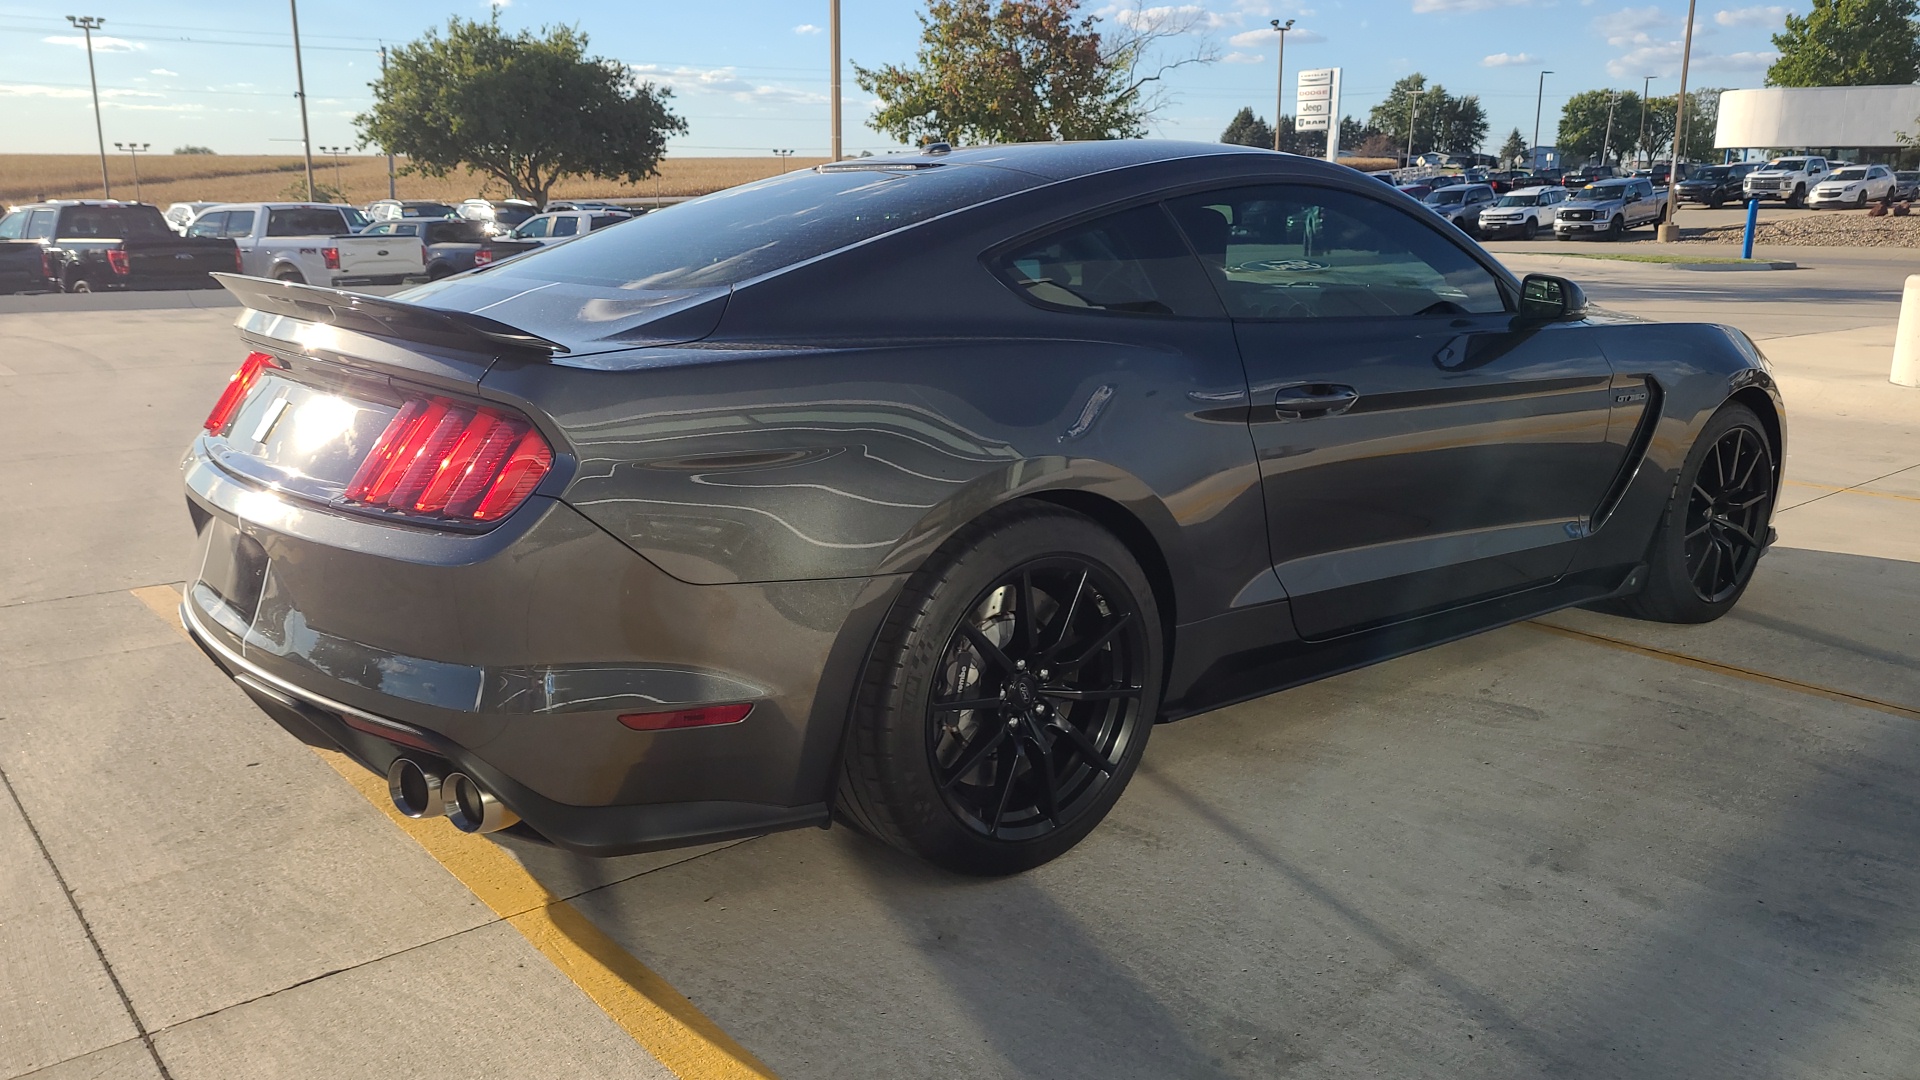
[0,0,1796,158]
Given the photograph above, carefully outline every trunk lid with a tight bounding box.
[332,235,424,278]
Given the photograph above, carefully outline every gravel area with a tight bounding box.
[1677,209,1920,247]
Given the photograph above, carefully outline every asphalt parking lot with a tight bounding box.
[4,245,1919,1080]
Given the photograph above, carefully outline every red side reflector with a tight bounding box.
[321,246,340,270]
[106,248,130,276]
[618,703,753,732]
[203,351,274,434]
[344,395,554,524]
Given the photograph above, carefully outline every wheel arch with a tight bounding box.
[1729,384,1785,483]
[1022,488,1179,635]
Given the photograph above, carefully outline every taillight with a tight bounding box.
[203,351,275,434]
[618,703,753,732]
[232,247,243,273]
[321,246,340,270]
[106,248,130,276]
[344,395,553,523]
[39,248,52,279]
[420,243,428,268]
[473,249,493,266]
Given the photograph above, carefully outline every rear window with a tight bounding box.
[1830,168,1868,181]
[59,205,172,239]
[266,207,350,236]
[426,221,486,243]
[478,164,1034,290]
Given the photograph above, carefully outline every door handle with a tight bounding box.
[1273,383,1359,419]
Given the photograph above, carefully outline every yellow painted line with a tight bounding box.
[133,587,777,1080]
[1527,620,1920,723]
[1783,479,1920,505]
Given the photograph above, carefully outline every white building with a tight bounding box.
[1716,85,1920,160]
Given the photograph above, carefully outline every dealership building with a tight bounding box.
[1716,84,1920,161]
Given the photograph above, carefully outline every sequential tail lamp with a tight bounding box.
[618,703,753,732]
[321,246,341,270]
[202,351,275,434]
[105,248,130,276]
[344,395,554,523]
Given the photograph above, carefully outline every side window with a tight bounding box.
[1165,185,1506,320]
[222,211,257,239]
[26,210,55,239]
[187,212,225,238]
[515,217,550,239]
[550,216,580,237]
[996,203,1220,317]
[0,211,24,241]
[363,223,391,235]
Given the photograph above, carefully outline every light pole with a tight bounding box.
[830,0,843,161]
[1658,0,1697,241]
[1405,86,1431,167]
[289,0,315,202]
[1271,18,1293,152]
[113,142,148,201]
[1638,76,1655,168]
[773,149,794,173]
[1532,70,1553,173]
[319,145,351,200]
[1601,92,1618,167]
[67,15,110,198]
[380,46,395,199]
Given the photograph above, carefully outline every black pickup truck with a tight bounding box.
[0,201,238,293]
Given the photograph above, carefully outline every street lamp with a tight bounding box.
[1639,75,1655,168]
[113,142,149,201]
[318,145,351,200]
[773,149,795,173]
[66,15,110,198]
[1271,18,1294,153]
[1532,70,1553,173]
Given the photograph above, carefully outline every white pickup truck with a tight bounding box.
[186,203,424,286]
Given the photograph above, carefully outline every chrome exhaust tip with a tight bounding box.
[442,772,519,834]
[387,758,446,819]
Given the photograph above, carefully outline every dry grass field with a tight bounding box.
[0,154,830,208]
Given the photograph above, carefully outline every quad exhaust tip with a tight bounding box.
[442,771,520,834]
[387,757,446,819]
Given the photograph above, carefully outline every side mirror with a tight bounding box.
[1518,274,1588,321]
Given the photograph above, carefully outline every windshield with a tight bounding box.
[1829,168,1868,181]
[1424,189,1467,206]
[1496,193,1541,206]
[400,202,456,218]
[265,207,350,236]
[1570,184,1628,202]
[493,207,534,226]
[1690,167,1729,180]
[1768,159,1807,171]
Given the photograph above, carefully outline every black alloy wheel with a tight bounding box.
[1607,215,1625,240]
[1615,402,1775,623]
[1522,219,1539,240]
[927,559,1148,843]
[837,503,1163,875]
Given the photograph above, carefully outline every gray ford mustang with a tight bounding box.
[180,141,1783,875]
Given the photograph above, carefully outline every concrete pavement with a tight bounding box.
[2,245,1918,1078]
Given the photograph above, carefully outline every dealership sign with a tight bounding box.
[1295,68,1342,162]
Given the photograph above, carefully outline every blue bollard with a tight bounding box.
[1742,198,1759,260]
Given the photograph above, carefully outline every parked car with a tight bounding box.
[360,218,490,279]
[189,202,424,286]
[364,199,458,223]
[164,201,220,235]
[1554,178,1667,239]
[1476,185,1570,240]
[456,198,538,236]
[1673,163,1758,207]
[1629,163,1693,187]
[1562,166,1617,188]
[1808,164,1898,209]
[545,200,630,213]
[470,210,633,266]
[1394,183,1434,201]
[178,141,1784,874]
[0,201,236,293]
[1422,183,1497,236]
[1743,156,1830,207]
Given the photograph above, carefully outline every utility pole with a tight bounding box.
[1659,0,1697,241]
[1405,86,1425,167]
[114,142,148,201]
[1638,76,1654,168]
[1532,69,1553,173]
[381,46,395,198]
[1271,18,1293,152]
[319,146,351,200]
[67,16,110,198]
[830,0,843,161]
[1601,92,1618,167]
[289,0,315,202]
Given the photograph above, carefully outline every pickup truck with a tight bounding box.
[186,203,424,286]
[357,218,490,279]
[470,209,634,267]
[0,201,237,293]
[1742,156,1830,207]
[1553,177,1667,239]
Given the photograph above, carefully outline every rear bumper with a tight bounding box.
[182,444,900,855]
[329,273,416,287]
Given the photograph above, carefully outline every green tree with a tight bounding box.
[856,0,1213,145]
[1367,75,1478,157]
[1499,128,1527,167]
[173,145,215,155]
[355,15,685,208]
[1644,89,1722,162]
[1557,89,1641,165]
[1767,0,1920,87]
[1221,106,1275,149]
[1429,94,1488,155]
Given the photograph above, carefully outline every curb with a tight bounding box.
[1672,260,1798,272]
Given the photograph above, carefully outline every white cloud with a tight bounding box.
[150,68,178,77]
[1593,5,1668,41]
[43,34,143,52]
[1228,26,1325,45]
[1481,51,1537,66]
[1111,4,1230,31]
[631,64,828,106]
[1412,0,1531,13]
[793,23,822,34]
[1223,50,1266,63]
[0,83,162,100]
[1697,49,1779,69]
[1714,5,1788,26]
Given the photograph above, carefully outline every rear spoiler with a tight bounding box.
[213,273,567,356]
